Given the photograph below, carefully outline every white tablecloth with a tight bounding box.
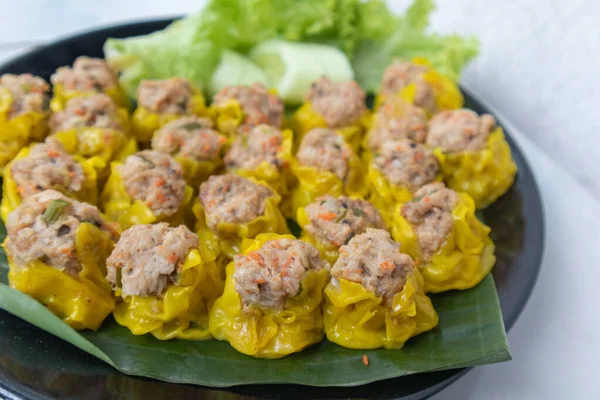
[1,1,599,399]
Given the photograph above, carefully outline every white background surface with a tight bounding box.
[1,1,599,399]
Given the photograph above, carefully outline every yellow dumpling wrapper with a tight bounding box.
[296,206,364,266]
[209,88,282,137]
[171,154,224,188]
[4,223,116,331]
[209,99,244,137]
[433,127,517,209]
[112,247,224,340]
[50,84,130,113]
[366,165,414,222]
[131,90,208,144]
[290,153,367,215]
[366,164,442,223]
[360,119,378,168]
[51,127,138,183]
[192,179,289,260]
[100,161,194,230]
[391,192,496,293]
[288,102,370,153]
[189,201,226,267]
[227,128,295,200]
[374,57,463,116]
[1,147,98,221]
[209,233,330,358]
[323,268,438,350]
[0,88,49,175]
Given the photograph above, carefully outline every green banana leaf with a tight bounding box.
[0,218,510,387]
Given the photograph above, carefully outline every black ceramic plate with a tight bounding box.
[0,19,544,400]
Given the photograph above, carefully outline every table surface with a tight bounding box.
[1,1,599,399]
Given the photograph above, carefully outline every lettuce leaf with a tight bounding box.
[104,0,479,101]
[352,0,479,92]
[104,0,279,97]
[208,50,269,96]
[356,0,399,39]
[195,0,278,50]
[104,15,221,97]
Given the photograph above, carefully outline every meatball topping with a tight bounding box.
[119,151,187,217]
[199,175,273,229]
[380,61,436,113]
[106,223,199,297]
[368,97,428,150]
[233,238,325,310]
[401,182,458,261]
[49,93,123,132]
[426,109,496,153]
[306,77,366,128]
[304,196,385,247]
[152,116,225,161]
[137,78,193,115]
[296,128,352,181]
[332,228,413,303]
[11,140,85,199]
[372,139,439,191]
[212,83,284,132]
[225,124,286,170]
[5,190,116,277]
[0,73,49,118]
[51,56,118,92]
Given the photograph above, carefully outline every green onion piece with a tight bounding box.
[180,122,204,131]
[352,207,365,217]
[116,268,122,285]
[42,199,70,225]
[336,209,347,222]
[136,155,155,167]
[170,271,181,285]
[240,134,249,147]
[344,233,355,245]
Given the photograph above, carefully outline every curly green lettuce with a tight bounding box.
[104,0,479,102]
[352,0,479,92]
